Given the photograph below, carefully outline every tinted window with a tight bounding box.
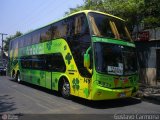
[95,42,138,75]
[40,26,52,42]
[12,39,18,49]
[20,53,66,72]
[26,34,32,46]
[46,53,66,72]
[19,37,24,48]
[32,55,45,69]
[66,13,91,77]
[32,31,40,44]
[88,12,132,41]
[21,57,32,69]
[23,36,28,47]
[50,21,67,40]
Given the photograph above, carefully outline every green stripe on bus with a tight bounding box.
[92,37,135,47]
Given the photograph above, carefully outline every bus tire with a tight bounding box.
[16,72,21,83]
[12,70,16,81]
[60,78,70,99]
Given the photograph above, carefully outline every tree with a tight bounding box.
[143,0,160,28]
[104,0,145,31]
[65,0,105,15]
[66,0,145,32]
[4,31,23,52]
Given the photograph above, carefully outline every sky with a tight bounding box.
[0,0,84,42]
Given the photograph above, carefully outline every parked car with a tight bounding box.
[0,66,6,76]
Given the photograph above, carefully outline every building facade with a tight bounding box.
[135,27,160,85]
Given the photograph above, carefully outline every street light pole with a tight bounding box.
[0,33,7,66]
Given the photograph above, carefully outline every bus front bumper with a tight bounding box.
[91,85,138,100]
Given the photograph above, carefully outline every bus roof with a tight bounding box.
[10,10,125,42]
[69,10,124,21]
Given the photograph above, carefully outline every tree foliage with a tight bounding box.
[66,0,160,31]
[143,0,160,28]
[4,31,23,52]
[103,0,144,30]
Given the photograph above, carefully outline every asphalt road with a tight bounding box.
[0,76,160,119]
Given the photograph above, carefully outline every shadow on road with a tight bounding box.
[142,98,160,105]
[71,97,142,109]
[10,80,142,109]
[13,80,62,97]
[0,94,17,113]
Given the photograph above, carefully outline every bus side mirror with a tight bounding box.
[84,53,90,68]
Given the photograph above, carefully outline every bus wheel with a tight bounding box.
[61,78,70,99]
[12,71,16,80]
[16,73,21,83]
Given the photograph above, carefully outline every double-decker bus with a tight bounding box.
[8,10,139,100]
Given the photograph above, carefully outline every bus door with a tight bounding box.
[46,71,52,89]
[45,54,54,89]
[21,57,32,83]
[45,70,61,91]
[46,71,60,91]
[49,53,66,91]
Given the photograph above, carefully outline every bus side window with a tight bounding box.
[20,57,24,68]
[50,21,67,40]
[27,57,32,69]
[19,37,24,48]
[30,55,45,70]
[67,13,91,77]
[40,26,52,42]
[50,24,57,40]
[10,41,13,50]
[32,31,40,44]
[46,53,66,72]
[23,36,27,47]
[26,34,32,46]
[20,56,31,69]
[73,14,90,43]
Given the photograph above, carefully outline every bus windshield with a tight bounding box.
[88,12,132,41]
[95,42,138,75]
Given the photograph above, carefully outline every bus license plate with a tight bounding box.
[119,93,126,97]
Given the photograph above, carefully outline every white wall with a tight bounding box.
[145,27,160,41]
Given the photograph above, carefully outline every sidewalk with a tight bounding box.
[137,84,160,102]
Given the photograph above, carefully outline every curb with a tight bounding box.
[143,94,160,101]
[136,91,160,102]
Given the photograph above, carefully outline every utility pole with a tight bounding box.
[0,33,7,66]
